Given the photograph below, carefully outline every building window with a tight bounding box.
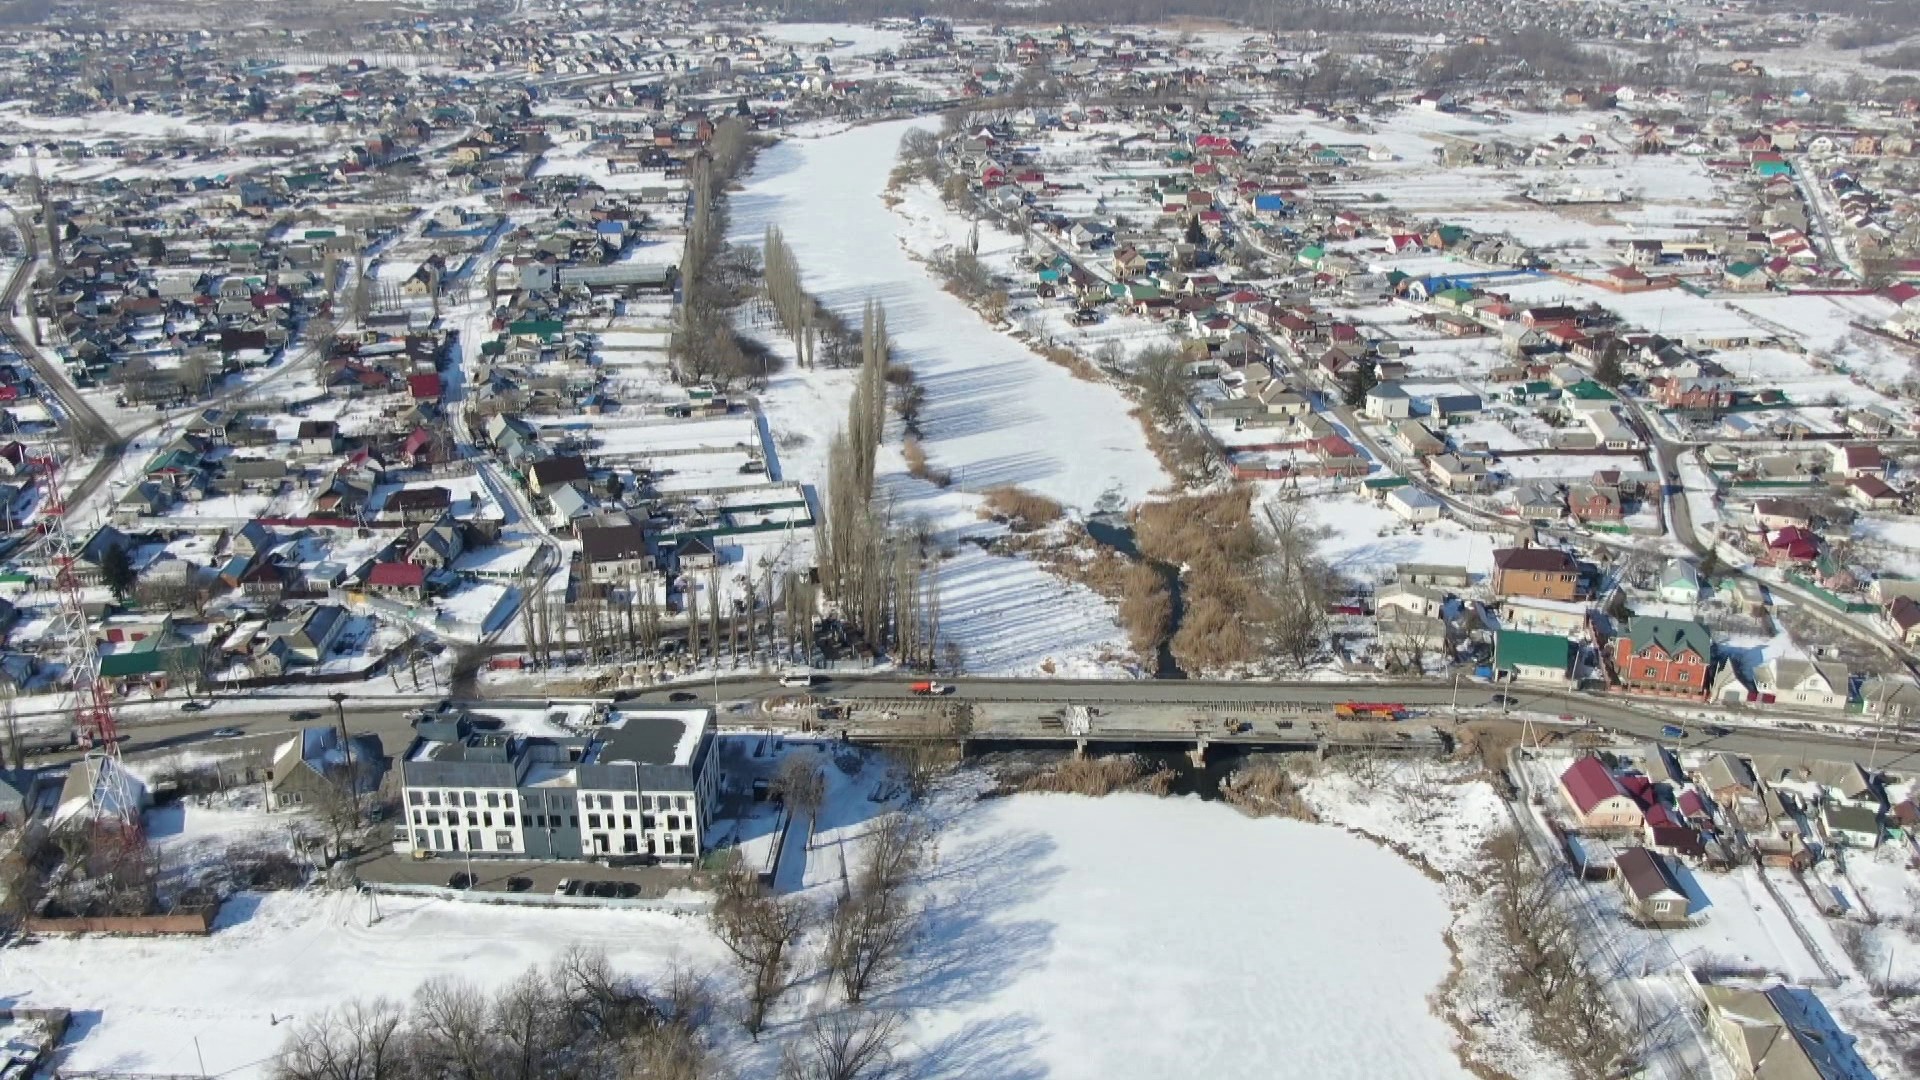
[680,833,694,853]
[641,795,653,810]
[463,792,477,808]
[467,829,482,850]
[504,813,516,828]
[601,794,615,811]
[495,831,513,849]
[486,793,500,808]
[642,815,655,830]
[408,791,423,806]
[412,810,422,825]
[415,830,428,848]
[501,793,515,808]
[622,815,632,829]
[570,815,579,828]
[624,795,638,810]
[623,834,638,853]
[483,812,493,827]
[467,811,479,826]
[675,796,688,811]
[588,813,602,829]
[426,810,441,826]
[427,791,441,806]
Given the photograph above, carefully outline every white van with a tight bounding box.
[778,671,816,688]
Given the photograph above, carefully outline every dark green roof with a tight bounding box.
[1623,616,1712,661]
[99,645,200,678]
[1495,630,1571,672]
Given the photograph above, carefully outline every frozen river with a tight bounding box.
[728,119,1166,518]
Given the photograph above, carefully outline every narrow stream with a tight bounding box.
[1085,514,1187,680]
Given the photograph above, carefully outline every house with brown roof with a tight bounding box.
[1492,547,1582,601]
[1558,756,1644,831]
[1616,847,1689,926]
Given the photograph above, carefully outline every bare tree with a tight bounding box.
[827,814,925,1004]
[774,755,828,841]
[708,869,809,1037]
[778,1010,904,1080]
[271,997,408,1080]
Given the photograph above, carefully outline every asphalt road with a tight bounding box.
[29,677,1920,776]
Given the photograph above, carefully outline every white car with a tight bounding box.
[778,672,816,688]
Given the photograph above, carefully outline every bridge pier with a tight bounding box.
[1073,737,1087,760]
[1189,736,1209,769]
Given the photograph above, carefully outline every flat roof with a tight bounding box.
[595,707,710,768]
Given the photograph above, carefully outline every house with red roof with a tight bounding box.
[1558,756,1645,831]
[408,373,444,402]
[366,561,427,602]
[1761,526,1820,567]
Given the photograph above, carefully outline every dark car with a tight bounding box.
[591,881,620,898]
[506,876,533,893]
[179,700,211,713]
[289,710,322,721]
[448,872,474,890]
[616,882,641,899]
[669,690,699,703]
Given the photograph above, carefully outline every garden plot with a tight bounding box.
[1496,453,1638,481]
[1301,492,1494,582]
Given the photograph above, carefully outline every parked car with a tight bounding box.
[448,872,473,890]
[209,728,244,739]
[669,691,699,702]
[506,876,533,893]
[180,700,211,713]
[1660,724,1688,740]
[289,710,322,721]
[555,878,578,896]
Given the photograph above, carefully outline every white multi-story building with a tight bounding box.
[398,707,717,863]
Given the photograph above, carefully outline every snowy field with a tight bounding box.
[10,775,1473,1080]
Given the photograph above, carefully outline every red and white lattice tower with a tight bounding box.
[35,451,140,836]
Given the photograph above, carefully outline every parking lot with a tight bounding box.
[353,849,714,902]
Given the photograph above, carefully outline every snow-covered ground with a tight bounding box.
[10,759,1475,1080]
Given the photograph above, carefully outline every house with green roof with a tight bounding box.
[1612,616,1713,699]
[1494,629,1575,685]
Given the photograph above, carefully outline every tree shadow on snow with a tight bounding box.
[879,827,1062,1015]
[907,1014,1049,1080]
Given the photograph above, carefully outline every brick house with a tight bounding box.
[1612,616,1713,699]
[1492,547,1581,601]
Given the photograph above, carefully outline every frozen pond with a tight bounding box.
[904,791,1471,1080]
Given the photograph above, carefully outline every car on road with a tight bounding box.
[289,710,322,721]
[616,882,641,899]
[506,876,533,893]
[1704,724,1732,738]
[179,700,211,713]
[778,672,817,688]
[668,690,699,703]
[1660,724,1688,740]
[555,878,579,896]
[209,728,244,739]
[910,681,951,696]
[448,872,473,890]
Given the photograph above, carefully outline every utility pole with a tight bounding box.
[331,691,359,824]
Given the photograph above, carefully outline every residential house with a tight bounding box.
[1754,659,1850,711]
[266,727,386,812]
[1495,629,1575,685]
[1558,756,1645,831]
[1492,547,1582,601]
[1616,847,1689,926]
[1659,559,1702,605]
[1613,617,1713,699]
[366,561,428,603]
[1701,985,1877,1080]
[579,519,654,584]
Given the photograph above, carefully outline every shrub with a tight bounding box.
[981,485,1062,530]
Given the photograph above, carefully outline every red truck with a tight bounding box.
[910,681,950,696]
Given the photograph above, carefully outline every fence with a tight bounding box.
[25,909,214,936]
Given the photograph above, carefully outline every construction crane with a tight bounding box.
[29,448,140,839]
